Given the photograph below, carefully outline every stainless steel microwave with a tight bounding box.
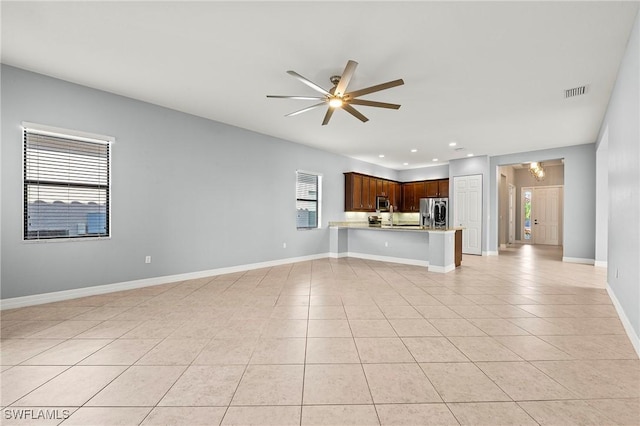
[376,196,390,212]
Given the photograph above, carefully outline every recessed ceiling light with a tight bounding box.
[379,154,385,158]
[403,162,409,166]
[432,158,438,162]
[410,149,417,153]
[449,142,457,147]
[467,153,474,157]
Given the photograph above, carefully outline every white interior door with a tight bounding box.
[453,175,482,255]
[508,184,515,244]
[532,187,560,245]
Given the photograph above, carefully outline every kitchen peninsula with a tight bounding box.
[329,223,462,273]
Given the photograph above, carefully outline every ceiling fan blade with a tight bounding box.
[267,95,326,100]
[321,107,335,126]
[287,70,331,95]
[342,104,369,123]
[334,60,358,97]
[285,102,326,117]
[345,79,405,99]
[347,99,401,110]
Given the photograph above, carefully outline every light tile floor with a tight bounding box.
[1,245,639,425]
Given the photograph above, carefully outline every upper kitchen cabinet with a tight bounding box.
[344,172,398,211]
[426,179,449,198]
[438,179,449,198]
[402,181,426,212]
[377,179,390,197]
[415,181,427,200]
[344,173,448,212]
[359,175,377,210]
[426,181,439,197]
[345,172,364,211]
[389,182,401,211]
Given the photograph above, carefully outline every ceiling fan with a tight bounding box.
[267,60,404,125]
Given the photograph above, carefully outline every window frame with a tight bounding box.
[22,122,114,242]
[296,169,322,230]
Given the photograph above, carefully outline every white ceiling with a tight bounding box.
[2,1,638,170]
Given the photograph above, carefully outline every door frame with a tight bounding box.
[508,183,515,244]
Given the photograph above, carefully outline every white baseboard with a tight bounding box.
[606,283,640,358]
[329,252,348,259]
[562,257,595,265]
[347,252,429,268]
[0,253,329,310]
[594,260,608,268]
[428,264,456,274]
[482,251,499,256]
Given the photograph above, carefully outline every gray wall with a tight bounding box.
[397,164,449,182]
[596,11,639,340]
[0,65,390,299]
[595,132,608,265]
[489,144,596,261]
[347,229,429,263]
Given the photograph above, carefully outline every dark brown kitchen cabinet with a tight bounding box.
[361,176,371,210]
[360,175,377,210]
[368,178,377,209]
[426,181,439,197]
[345,173,447,212]
[405,181,430,211]
[345,172,399,212]
[344,173,363,211]
[426,179,449,198]
[401,180,450,211]
[401,183,413,212]
[377,179,390,197]
[414,181,427,200]
[389,182,401,211]
[402,182,425,212]
[438,179,449,198]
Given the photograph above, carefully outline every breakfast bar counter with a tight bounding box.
[329,223,462,273]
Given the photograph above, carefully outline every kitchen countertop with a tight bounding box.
[328,222,462,232]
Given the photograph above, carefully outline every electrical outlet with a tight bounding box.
[385,241,389,247]
[145,256,151,264]
[615,268,619,278]
[283,242,287,249]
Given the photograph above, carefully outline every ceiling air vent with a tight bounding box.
[565,85,588,99]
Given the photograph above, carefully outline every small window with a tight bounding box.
[296,171,321,229]
[23,124,112,240]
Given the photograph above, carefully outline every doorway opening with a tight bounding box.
[498,160,564,253]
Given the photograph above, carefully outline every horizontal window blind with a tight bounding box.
[296,171,318,229]
[24,129,110,240]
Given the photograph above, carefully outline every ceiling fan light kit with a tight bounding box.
[267,60,404,125]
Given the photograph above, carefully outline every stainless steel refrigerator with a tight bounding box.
[419,198,449,229]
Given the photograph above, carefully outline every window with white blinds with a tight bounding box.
[296,171,321,229]
[23,126,111,240]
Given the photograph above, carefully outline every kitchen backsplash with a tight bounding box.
[344,211,420,224]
